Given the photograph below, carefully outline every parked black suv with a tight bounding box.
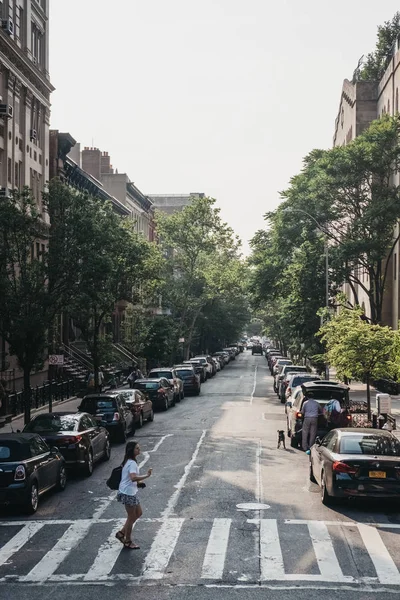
[78,393,135,443]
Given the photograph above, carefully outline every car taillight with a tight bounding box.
[296,412,303,418]
[346,415,352,421]
[113,412,120,421]
[14,465,26,481]
[332,461,357,475]
[287,388,291,394]
[63,435,83,446]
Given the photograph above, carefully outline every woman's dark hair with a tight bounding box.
[122,441,138,465]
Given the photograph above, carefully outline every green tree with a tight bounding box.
[319,308,398,419]
[67,198,160,388]
[156,196,244,359]
[0,190,61,423]
[360,12,400,81]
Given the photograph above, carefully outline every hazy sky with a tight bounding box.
[49,1,400,253]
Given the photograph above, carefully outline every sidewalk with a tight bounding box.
[1,383,129,434]
[329,368,400,418]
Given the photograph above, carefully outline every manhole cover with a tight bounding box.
[236,502,270,511]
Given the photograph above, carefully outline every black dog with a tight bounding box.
[277,430,286,449]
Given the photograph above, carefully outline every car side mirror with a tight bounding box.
[315,437,322,446]
[50,446,59,454]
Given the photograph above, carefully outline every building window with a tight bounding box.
[14,161,18,188]
[0,2,3,19]
[396,88,399,113]
[7,158,11,183]
[15,6,22,40]
[388,99,391,114]
[395,253,397,280]
[8,0,12,21]
[31,22,44,67]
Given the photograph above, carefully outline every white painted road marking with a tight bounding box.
[84,519,126,581]
[250,365,258,405]
[201,518,231,579]
[141,518,184,580]
[0,518,400,585]
[357,523,400,585]
[248,519,285,580]
[307,521,351,582]
[0,522,44,568]
[161,430,206,519]
[21,520,93,582]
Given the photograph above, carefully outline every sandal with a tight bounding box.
[124,541,140,550]
[115,531,125,544]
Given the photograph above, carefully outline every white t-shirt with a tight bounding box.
[118,459,139,496]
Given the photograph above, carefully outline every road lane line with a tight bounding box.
[0,522,44,567]
[201,518,231,579]
[141,518,184,580]
[249,519,285,580]
[84,519,126,581]
[250,366,258,405]
[255,440,262,502]
[21,520,93,582]
[161,429,207,519]
[307,521,347,582]
[358,523,400,584]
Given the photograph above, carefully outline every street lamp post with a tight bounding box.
[282,208,330,380]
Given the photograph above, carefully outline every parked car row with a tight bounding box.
[0,346,242,514]
[265,345,400,505]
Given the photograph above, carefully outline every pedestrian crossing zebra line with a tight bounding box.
[0,517,400,585]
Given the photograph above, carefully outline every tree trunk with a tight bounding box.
[185,306,203,360]
[366,374,371,422]
[93,325,100,392]
[23,366,31,426]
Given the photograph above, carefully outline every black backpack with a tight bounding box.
[106,465,122,490]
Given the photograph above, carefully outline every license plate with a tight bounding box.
[369,471,386,479]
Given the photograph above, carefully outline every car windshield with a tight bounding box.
[278,360,292,365]
[0,441,30,461]
[176,370,193,376]
[340,435,400,456]
[135,382,160,390]
[150,371,172,378]
[24,415,79,433]
[81,398,117,412]
[291,375,318,386]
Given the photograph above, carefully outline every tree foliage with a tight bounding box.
[360,12,400,81]
[156,196,249,359]
[319,308,398,418]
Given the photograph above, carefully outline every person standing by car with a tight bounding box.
[115,441,152,550]
[301,392,322,454]
[127,365,143,389]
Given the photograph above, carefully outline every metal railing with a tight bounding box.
[62,343,93,370]
[7,379,79,417]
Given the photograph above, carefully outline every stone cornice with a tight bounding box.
[0,32,54,102]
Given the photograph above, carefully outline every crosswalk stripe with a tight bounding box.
[21,520,93,582]
[84,519,126,581]
[257,519,285,580]
[141,518,184,580]
[307,521,348,582]
[357,523,400,585]
[201,518,231,579]
[0,522,44,568]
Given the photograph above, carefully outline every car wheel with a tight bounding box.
[25,481,39,514]
[163,398,169,411]
[148,409,154,422]
[321,472,332,505]
[290,434,298,448]
[195,387,201,396]
[175,393,181,403]
[180,390,185,401]
[84,450,94,477]
[138,413,143,428]
[57,465,67,491]
[103,438,111,461]
[309,462,317,483]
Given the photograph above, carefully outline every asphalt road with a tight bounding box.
[1,352,400,600]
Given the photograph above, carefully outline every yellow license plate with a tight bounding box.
[369,471,386,479]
